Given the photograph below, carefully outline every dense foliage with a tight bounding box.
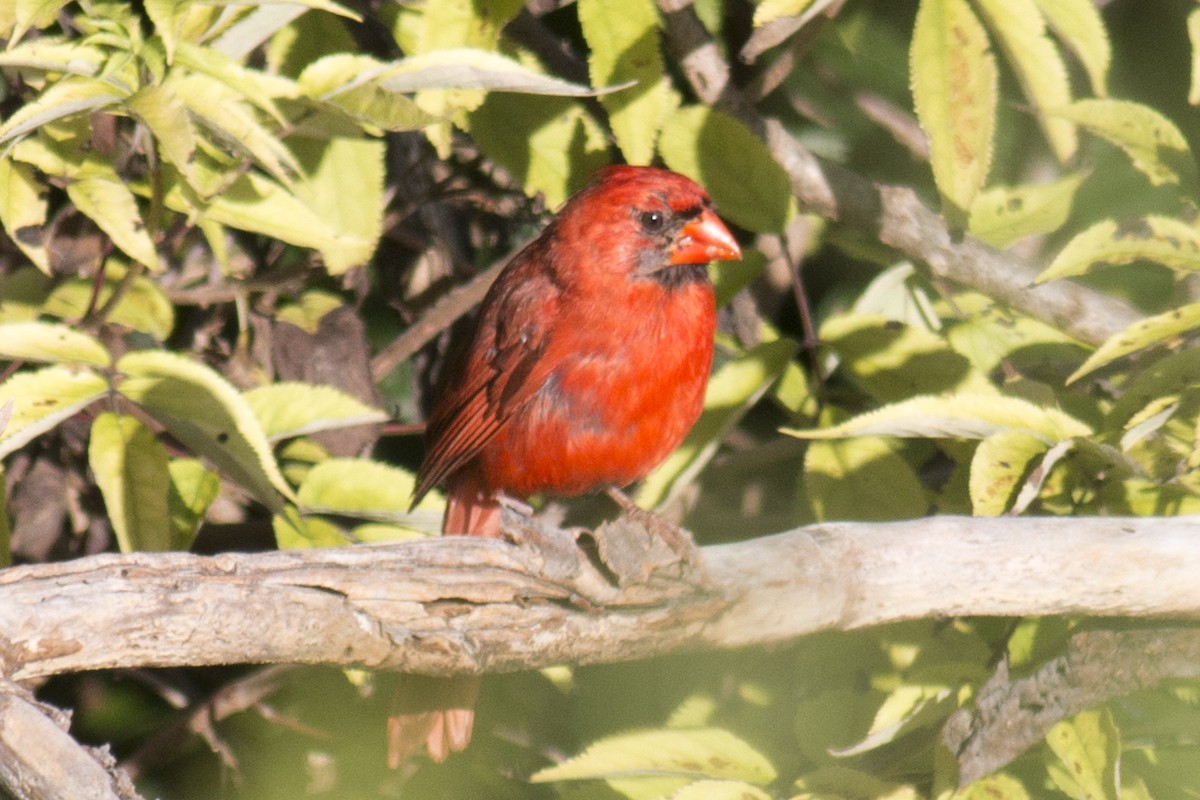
[1,0,1199,797]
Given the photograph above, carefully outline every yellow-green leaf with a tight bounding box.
[0,365,108,459]
[531,728,776,785]
[973,0,1076,162]
[672,780,772,800]
[968,173,1087,248]
[66,177,161,271]
[957,774,1032,800]
[1070,303,1200,383]
[44,267,175,340]
[1045,707,1120,800]
[0,76,125,145]
[910,0,997,227]
[660,105,793,233]
[244,382,387,441]
[295,458,442,536]
[580,0,675,166]
[785,393,1091,442]
[1053,99,1196,187]
[381,48,622,97]
[273,505,350,549]
[89,412,171,552]
[805,433,928,522]
[1191,9,1200,106]
[167,458,219,551]
[1038,216,1200,283]
[128,81,202,193]
[753,0,822,28]
[297,53,437,133]
[1032,0,1109,97]
[0,321,110,366]
[0,159,50,273]
[969,430,1049,516]
[116,350,295,509]
[0,39,104,76]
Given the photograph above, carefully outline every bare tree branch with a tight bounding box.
[2,516,1199,684]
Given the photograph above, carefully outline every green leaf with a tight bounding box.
[44,267,175,340]
[128,81,203,193]
[297,54,437,133]
[1045,707,1120,800]
[0,76,125,145]
[289,135,385,275]
[1032,0,1110,97]
[0,159,50,272]
[172,40,297,121]
[381,48,623,97]
[531,728,776,785]
[244,382,387,441]
[0,38,104,76]
[1052,99,1196,187]
[969,430,1049,516]
[805,433,929,521]
[659,105,793,233]
[819,313,994,404]
[671,780,771,800]
[1069,302,1200,383]
[910,0,997,227]
[172,72,299,187]
[9,0,72,47]
[296,457,440,523]
[968,173,1087,248]
[956,773,1032,800]
[161,167,375,276]
[273,505,351,549]
[0,321,110,366]
[66,177,161,270]
[1190,9,1200,106]
[580,0,675,166]
[785,393,1092,442]
[116,350,295,510]
[167,458,220,551]
[639,337,798,508]
[1105,347,1200,431]
[973,0,1076,162]
[753,0,822,28]
[1038,216,1200,283]
[469,94,608,209]
[0,365,108,459]
[88,412,171,552]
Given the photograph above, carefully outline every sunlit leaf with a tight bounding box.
[1069,303,1200,383]
[1045,707,1120,800]
[167,458,220,551]
[297,53,437,133]
[295,458,442,536]
[0,159,51,273]
[244,382,387,441]
[968,173,1087,248]
[0,76,124,145]
[660,105,793,233]
[805,433,928,521]
[956,774,1033,800]
[66,177,161,270]
[973,0,1076,162]
[273,505,351,549]
[290,135,385,274]
[89,412,171,552]
[128,81,203,192]
[0,321,110,366]
[672,780,772,800]
[44,267,175,340]
[381,48,624,97]
[970,430,1049,516]
[1039,216,1200,283]
[116,350,295,509]
[1191,9,1200,106]
[1032,0,1110,97]
[0,38,104,76]
[531,728,776,785]
[0,365,109,459]
[911,0,997,227]
[1052,99,1196,187]
[786,393,1091,442]
[753,0,823,28]
[580,0,676,166]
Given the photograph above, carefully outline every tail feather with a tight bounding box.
[389,466,499,765]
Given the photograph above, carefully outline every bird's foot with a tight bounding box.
[601,487,708,586]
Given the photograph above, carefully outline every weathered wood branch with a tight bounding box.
[3,516,1199,685]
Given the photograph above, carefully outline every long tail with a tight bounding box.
[389,467,500,765]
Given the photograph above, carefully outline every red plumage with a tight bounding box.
[393,165,741,763]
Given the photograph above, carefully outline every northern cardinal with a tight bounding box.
[393,165,741,764]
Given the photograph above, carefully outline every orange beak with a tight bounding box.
[669,209,742,265]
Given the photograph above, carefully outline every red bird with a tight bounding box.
[395,165,741,763]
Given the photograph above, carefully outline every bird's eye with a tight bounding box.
[638,210,666,233]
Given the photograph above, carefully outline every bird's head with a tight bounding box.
[554,166,742,285]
